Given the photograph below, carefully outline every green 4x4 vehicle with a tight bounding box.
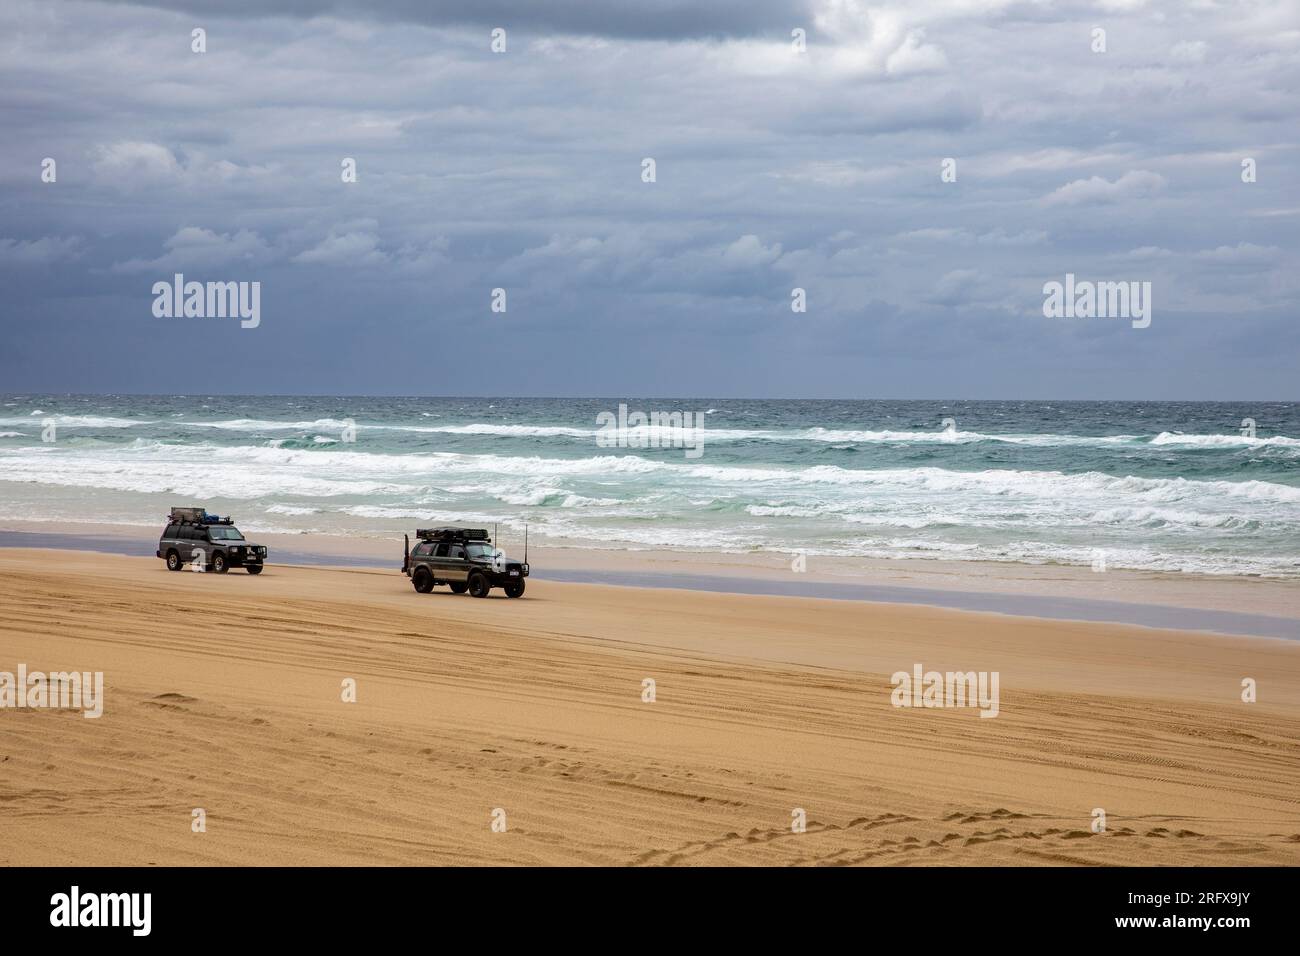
[402,527,529,598]
[158,506,267,574]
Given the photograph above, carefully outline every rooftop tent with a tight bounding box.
[415,527,490,542]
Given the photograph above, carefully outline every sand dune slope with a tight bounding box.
[1,549,1298,866]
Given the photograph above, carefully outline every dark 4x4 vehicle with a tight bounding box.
[402,527,529,598]
[158,506,267,574]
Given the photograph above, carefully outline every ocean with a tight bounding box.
[1,395,1297,578]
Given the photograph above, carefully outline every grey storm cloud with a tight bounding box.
[95,0,813,40]
[0,0,1297,398]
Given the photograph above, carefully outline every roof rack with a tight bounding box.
[170,506,233,526]
[415,527,490,542]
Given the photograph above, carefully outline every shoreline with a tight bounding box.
[3,521,1298,640]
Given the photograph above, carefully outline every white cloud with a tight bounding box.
[990,148,1135,175]
[92,141,182,181]
[1194,242,1281,263]
[928,268,981,305]
[809,2,948,77]
[1124,245,1173,259]
[721,234,782,268]
[885,30,948,75]
[292,231,387,267]
[895,227,1047,246]
[775,162,902,187]
[977,228,1049,246]
[1042,170,1167,206]
[91,141,274,189]
[110,227,270,273]
[898,227,970,243]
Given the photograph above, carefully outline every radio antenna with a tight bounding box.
[524,522,528,564]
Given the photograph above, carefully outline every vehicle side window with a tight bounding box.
[164,523,178,538]
[180,527,196,540]
[433,543,450,558]
[450,545,466,560]
[413,542,433,557]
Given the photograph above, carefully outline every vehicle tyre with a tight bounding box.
[211,551,228,574]
[246,565,263,575]
[467,572,491,598]
[412,567,434,593]
[165,550,182,572]
[448,582,468,594]
[504,580,525,599]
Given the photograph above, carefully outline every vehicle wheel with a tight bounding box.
[412,567,434,593]
[467,572,491,598]
[246,565,263,575]
[448,582,468,594]
[504,580,525,599]
[211,551,228,574]
[165,550,182,572]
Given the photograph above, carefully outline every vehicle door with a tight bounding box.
[185,526,210,570]
[441,542,471,582]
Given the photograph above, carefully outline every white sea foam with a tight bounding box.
[415,423,594,438]
[2,427,1297,576]
[264,504,322,516]
[2,441,1298,507]
[0,414,149,428]
[1151,431,1300,448]
[180,417,354,432]
[47,412,1294,454]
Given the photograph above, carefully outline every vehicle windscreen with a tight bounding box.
[207,526,246,541]
[465,543,497,559]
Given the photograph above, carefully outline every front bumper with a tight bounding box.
[227,547,267,566]
[487,564,529,585]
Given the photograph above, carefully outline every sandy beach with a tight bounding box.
[5,517,1299,621]
[1,546,1298,866]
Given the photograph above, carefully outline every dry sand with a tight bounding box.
[1,547,1298,866]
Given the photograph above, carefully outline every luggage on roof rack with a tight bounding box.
[169,506,233,526]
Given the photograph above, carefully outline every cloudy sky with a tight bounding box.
[1,0,1296,398]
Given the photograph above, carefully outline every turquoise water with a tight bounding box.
[1,395,1297,577]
